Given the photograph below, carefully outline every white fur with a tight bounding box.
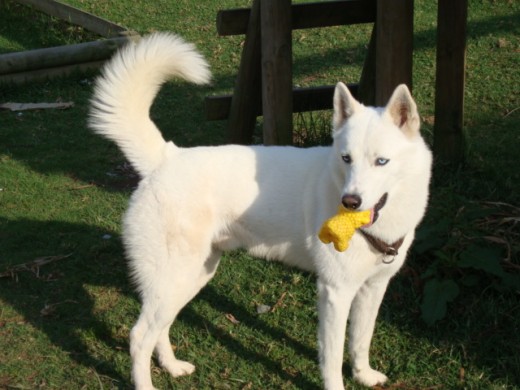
[90,33,432,390]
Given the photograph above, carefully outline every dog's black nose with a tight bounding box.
[342,194,362,209]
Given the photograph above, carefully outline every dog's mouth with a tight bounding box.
[365,193,388,227]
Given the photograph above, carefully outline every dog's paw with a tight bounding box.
[352,367,388,387]
[163,359,196,377]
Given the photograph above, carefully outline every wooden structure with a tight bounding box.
[0,0,137,84]
[206,0,413,145]
[1,0,467,162]
[434,0,468,164]
[206,0,468,163]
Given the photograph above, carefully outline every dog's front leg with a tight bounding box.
[348,277,390,387]
[317,279,356,390]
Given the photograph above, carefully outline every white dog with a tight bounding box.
[90,33,432,389]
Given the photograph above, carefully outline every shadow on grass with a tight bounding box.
[181,285,320,389]
[0,217,134,387]
[381,259,520,386]
[0,76,230,194]
[0,218,323,388]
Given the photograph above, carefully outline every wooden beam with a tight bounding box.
[0,60,104,84]
[205,84,359,121]
[434,0,468,164]
[0,36,134,75]
[217,0,376,36]
[261,0,293,145]
[15,0,126,37]
[227,0,262,144]
[374,0,414,105]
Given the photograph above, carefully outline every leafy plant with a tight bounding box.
[414,201,520,326]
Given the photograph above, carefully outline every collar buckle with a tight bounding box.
[359,230,405,264]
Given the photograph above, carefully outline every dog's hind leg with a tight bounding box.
[130,250,221,390]
[348,277,390,387]
[153,251,221,377]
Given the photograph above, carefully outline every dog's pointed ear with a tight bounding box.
[384,84,420,137]
[333,82,361,130]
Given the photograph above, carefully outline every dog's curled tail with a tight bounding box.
[89,33,211,177]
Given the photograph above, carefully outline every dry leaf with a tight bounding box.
[225,313,240,325]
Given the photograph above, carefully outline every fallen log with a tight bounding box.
[0,35,137,76]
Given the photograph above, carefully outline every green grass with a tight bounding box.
[1,0,519,389]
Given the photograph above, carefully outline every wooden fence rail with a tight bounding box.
[206,84,359,121]
[217,0,376,36]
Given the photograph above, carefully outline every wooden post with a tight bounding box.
[261,0,293,145]
[227,0,262,144]
[375,0,414,106]
[358,24,376,106]
[434,0,468,164]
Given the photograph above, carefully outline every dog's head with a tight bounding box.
[330,83,432,235]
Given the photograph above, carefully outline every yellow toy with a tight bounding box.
[318,207,373,252]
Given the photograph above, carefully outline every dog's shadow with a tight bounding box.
[0,217,326,389]
[0,217,135,387]
[181,281,321,389]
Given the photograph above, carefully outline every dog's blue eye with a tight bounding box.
[376,158,389,166]
[342,155,352,164]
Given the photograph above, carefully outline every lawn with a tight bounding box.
[1,0,519,389]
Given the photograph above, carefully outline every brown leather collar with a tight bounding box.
[359,230,405,263]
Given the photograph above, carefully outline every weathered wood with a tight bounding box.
[227,0,262,144]
[217,0,376,36]
[205,95,236,122]
[0,60,104,84]
[205,84,359,121]
[374,0,414,105]
[293,84,357,113]
[15,0,126,37]
[357,24,376,106]
[434,0,468,164]
[0,36,134,75]
[261,0,293,145]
